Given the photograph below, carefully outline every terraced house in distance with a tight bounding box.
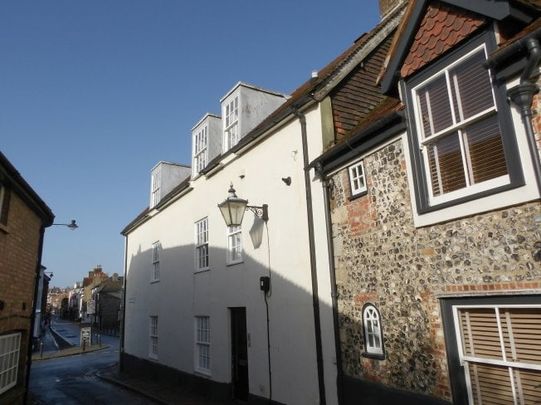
[310,0,541,404]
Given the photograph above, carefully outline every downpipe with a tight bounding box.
[294,109,327,405]
[506,38,541,195]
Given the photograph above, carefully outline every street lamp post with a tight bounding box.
[217,184,268,227]
[52,219,78,230]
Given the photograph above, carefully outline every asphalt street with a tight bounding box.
[29,319,154,404]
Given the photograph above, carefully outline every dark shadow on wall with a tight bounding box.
[121,230,451,405]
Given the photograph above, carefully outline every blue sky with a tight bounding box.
[1,1,380,288]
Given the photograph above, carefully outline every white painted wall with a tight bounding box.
[124,103,338,404]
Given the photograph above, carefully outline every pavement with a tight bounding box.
[38,317,237,405]
[97,365,237,405]
[33,343,108,361]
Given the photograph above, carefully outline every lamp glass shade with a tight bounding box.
[218,197,248,227]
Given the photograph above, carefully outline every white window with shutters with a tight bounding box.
[453,305,541,404]
[0,332,21,395]
[412,44,509,206]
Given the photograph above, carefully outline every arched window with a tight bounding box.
[362,304,384,358]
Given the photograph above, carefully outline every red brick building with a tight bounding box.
[0,151,54,404]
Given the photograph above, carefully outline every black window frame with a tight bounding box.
[402,28,524,215]
[440,294,541,405]
[0,182,10,226]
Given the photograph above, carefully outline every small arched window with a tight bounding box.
[362,304,384,359]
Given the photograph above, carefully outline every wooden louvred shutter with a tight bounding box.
[458,307,541,405]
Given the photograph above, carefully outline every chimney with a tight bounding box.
[379,0,406,20]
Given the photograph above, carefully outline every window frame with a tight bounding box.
[193,125,209,175]
[403,30,524,215]
[348,160,368,198]
[0,183,10,226]
[194,316,211,375]
[441,295,541,405]
[0,332,21,395]
[224,95,240,151]
[195,217,209,272]
[226,225,243,265]
[362,303,385,359]
[151,241,160,282]
[151,168,161,208]
[149,316,158,359]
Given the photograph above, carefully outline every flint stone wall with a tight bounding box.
[329,137,541,400]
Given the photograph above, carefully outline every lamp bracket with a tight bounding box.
[247,204,269,222]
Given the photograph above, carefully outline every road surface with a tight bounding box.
[29,319,154,404]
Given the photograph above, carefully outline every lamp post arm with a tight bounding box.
[247,204,269,222]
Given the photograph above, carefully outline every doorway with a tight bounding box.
[230,307,249,400]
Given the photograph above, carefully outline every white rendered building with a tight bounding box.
[121,81,339,404]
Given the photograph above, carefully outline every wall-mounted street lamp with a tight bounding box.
[218,184,268,227]
[52,219,78,230]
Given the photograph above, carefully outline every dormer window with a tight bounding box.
[404,33,524,216]
[150,162,191,208]
[151,168,161,208]
[412,45,507,204]
[224,96,239,150]
[193,125,208,174]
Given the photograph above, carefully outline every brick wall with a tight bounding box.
[329,138,541,401]
[0,190,43,404]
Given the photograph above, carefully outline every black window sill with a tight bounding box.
[361,351,385,360]
[348,190,368,201]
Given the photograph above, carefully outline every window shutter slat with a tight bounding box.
[464,115,507,184]
[428,132,466,195]
[502,308,541,365]
[519,369,541,404]
[468,363,514,405]
[451,51,494,120]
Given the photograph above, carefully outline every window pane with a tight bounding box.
[418,75,453,137]
[451,50,494,121]
[373,332,381,349]
[463,115,507,184]
[357,176,365,190]
[427,132,466,196]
